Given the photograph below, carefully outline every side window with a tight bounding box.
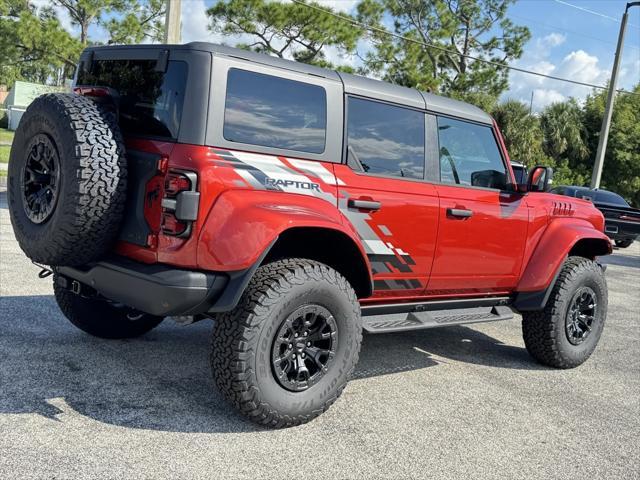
[437,117,508,190]
[346,96,425,180]
[223,68,327,154]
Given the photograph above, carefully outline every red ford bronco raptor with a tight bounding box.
[8,43,611,428]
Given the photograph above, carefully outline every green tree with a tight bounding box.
[0,0,81,86]
[102,0,165,44]
[54,0,128,45]
[357,0,530,110]
[207,0,362,68]
[492,99,547,168]
[584,85,640,207]
[539,99,591,187]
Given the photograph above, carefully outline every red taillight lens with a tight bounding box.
[74,86,110,97]
[161,171,198,237]
[161,212,188,236]
[165,173,192,197]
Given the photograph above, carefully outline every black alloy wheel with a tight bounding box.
[565,286,597,345]
[271,304,338,392]
[21,134,61,224]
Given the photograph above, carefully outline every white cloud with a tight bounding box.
[506,28,615,111]
[537,32,566,49]
[315,0,359,12]
[181,0,214,43]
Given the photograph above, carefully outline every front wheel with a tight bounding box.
[615,239,634,248]
[210,259,362,427]
[522,256,607,368]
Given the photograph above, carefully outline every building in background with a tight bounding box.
[3,81,67,130]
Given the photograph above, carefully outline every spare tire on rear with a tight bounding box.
[8,93,127,267]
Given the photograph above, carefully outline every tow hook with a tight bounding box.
[32,261,53,279]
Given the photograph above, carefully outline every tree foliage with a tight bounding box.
[494,87,640,206]
[584,86,640,207]
[0,0,81,86]
[492,100,546,168]
[0,0,165,88]
[102,0,165,44]
[207,0,362,68]
[357,0,530,110]
[54,0,127,45]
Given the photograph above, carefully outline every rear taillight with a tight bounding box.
[74,86,110,97]
[161,171,199,237]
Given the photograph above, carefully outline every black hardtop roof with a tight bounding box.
[83,42,493,125]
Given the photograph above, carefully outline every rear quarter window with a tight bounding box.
[77,59,188,139]
[222,68,327,154]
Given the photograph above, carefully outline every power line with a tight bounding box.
[508,12,640,51]
[293,0,638,96]
[552,0,640,28]
[318,1,640,51]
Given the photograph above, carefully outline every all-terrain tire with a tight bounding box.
[522,256,607,369]
[615,239,634,248]
[8,93,126,266]
[54,278,164,339]
[211,259,362,427]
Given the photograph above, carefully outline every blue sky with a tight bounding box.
[45,0,640,111]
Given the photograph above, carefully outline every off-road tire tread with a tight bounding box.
[522,256,606,368]
[614,239,633,248]
[54,278,163,339]
[9,93,126,266]
[210,258,362,428]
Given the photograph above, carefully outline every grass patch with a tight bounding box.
[0,145,11,163]
[0,128,14,145]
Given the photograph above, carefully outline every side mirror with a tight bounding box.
[526,165,553,192]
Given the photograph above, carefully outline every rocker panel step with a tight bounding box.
[362,306,514,334]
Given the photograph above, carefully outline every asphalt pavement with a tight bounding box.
[1,186,639,479]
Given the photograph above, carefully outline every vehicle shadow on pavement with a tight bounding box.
[359,325,544,375]
[0,294,542,434]
[600,252,640,269]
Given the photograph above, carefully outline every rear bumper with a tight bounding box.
[57,256,230,317]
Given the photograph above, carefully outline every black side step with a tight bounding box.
[362,305,514,334]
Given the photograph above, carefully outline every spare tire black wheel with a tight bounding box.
[8,93,127,266]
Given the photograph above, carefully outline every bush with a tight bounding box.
[0,108,7,129]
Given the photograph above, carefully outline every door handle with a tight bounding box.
[348,199,381,211]
[447,208,473,218]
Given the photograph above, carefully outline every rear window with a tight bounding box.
[223,68,327,154]
[77,59,188,139]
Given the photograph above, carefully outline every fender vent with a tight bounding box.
[552,201,575,217]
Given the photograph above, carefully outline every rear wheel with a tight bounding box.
[210,259,362,427]
[54,278,164,339]
[615,239,634,248]
[522,256,607,368]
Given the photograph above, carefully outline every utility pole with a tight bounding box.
[164,0,182,44]
[591,1,639,189]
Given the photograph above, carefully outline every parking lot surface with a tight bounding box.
[1,186,639,480]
